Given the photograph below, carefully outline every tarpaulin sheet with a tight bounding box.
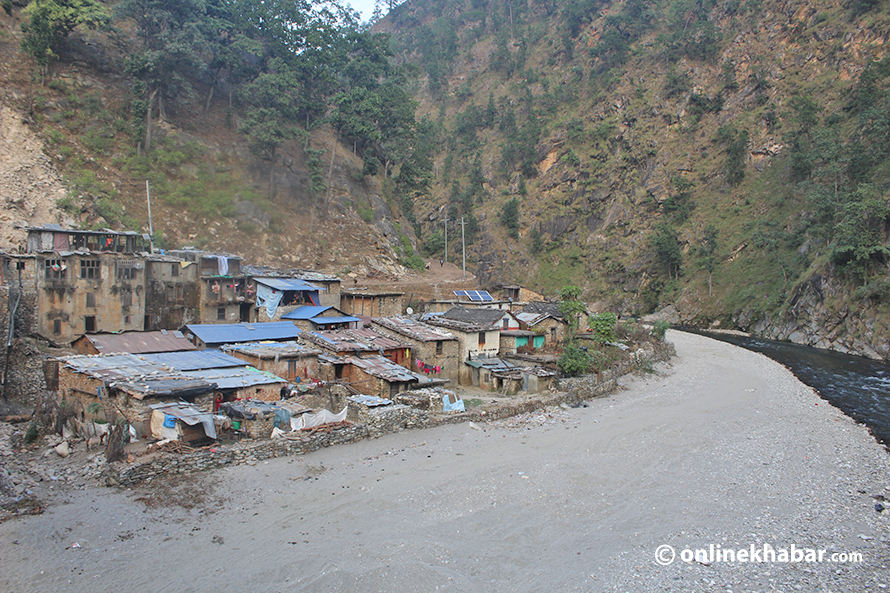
[291,407,347,431]
[256,283,283,319]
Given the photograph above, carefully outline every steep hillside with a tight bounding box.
[377,0,890,359]
[0,0,422,278]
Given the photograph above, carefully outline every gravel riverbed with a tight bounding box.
[0,330,888,592]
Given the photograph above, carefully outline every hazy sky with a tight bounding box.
[348,0,379,22]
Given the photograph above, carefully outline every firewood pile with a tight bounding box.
[301,420,352,435]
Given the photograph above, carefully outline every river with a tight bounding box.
[685,329,890,448]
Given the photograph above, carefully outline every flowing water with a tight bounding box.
[685,330,890,447]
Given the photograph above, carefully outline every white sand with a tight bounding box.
[1,330,889,592]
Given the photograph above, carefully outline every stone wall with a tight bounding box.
[106,424,369,486]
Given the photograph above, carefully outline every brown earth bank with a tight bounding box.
[0,331,888,592]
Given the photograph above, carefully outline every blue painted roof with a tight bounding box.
[281,305,331,320]
[312,315,361,325]
[255,277,321,291]
[141,350,246,371]
[184,322,301,345]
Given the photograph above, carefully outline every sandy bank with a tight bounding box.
[1,330,888,592]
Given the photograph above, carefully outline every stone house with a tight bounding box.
[52,353,216,439]
[302,327,412,367]
[222,342,321,383]
[519,301,588,343]
[144,255,200,330]
[369,316,460,385]
[167,249,251,325]
[23,226,153,344]
[496,284,546,305]
[498,329,541,354]
[340,289,404,317]
[140,350,289,404]
[425,307,521,385]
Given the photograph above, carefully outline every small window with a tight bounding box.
[53,319,62,334]
[502,319,509,329]
[117,261,137,280]
[478,332,486,348]
[217,307,226,320]
[86,292,96,308]
[80,259,100,279]
[436,340,443,355]
[16,261,26,270]
[171,263,179,277]
[121,288,132,307]
[84,316,96,333]
[44,259,66,280]
[125,315,131,325]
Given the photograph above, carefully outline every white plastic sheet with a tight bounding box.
[290,406,348,431]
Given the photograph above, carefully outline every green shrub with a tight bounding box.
[588,312,618,342]
[403,253,426,271]
[652,320,670,341]
[557,345,591,376]
[23,419,39,444]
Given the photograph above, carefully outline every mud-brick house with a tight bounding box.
[302,328,412,367]
[52,353,216,439]
[144,255,200,330]
[280,305,360,331]
[252,277,324,322]
[23,226,152,344]
[425,307,521,385]
[340,289,404,317]
[465,358,557,394]
[222,342,322,383]
[73,330,198,355]
[183,321,302,349]
[370,316,460,385]
[167,249,251,324]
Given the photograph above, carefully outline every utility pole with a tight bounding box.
[146,180,155,254]
[443,216,448,265]
[461,216,466,279]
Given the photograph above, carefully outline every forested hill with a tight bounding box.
[1,0,890,359]
[374,0,890,359]
[0,0,430,276]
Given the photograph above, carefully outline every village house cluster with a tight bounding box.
[3,225,584,445]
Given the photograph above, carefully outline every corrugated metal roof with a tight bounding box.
[442,307,508,327]
[255,277,321,291]
[58,354,216,399]
[312,315,361,325]
[185,322,301,344]
[222,342,321,359]
[372,316,457,342]
[141,350,246,371]
[76,331,195,357]
[347,355,418,383]
[179,366,286,389]
[522,301,567,319]
[281,305,331,319]
[516,312,553,326]
[305,328,410,352]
